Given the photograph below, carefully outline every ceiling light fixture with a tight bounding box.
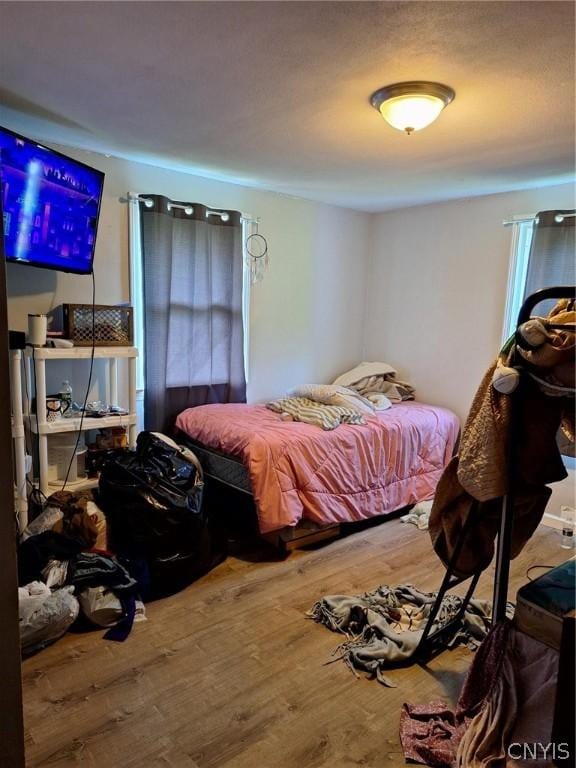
[370,81,455,135]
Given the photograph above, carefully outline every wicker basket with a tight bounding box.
[56,304,133,346]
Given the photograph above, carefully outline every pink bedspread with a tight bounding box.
[176,402,460,533]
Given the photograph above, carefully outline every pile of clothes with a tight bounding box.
[18,490,147,656]
[332,361,416,406]
[267,362,415,430]
[429,298,575,578]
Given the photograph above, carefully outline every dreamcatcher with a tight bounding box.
[244,220,269,284]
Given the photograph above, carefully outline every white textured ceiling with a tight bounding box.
[0,1,574,211]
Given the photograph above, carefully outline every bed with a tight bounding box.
[175,401,460,541]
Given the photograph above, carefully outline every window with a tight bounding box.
[502,217,534,340]
[128,194,251,431]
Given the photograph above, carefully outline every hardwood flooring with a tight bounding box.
[22,520,567,768]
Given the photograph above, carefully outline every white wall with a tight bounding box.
[364,182,576,421]
[364,181,576,519]
[5,145,574,515]
[6,149,370,403]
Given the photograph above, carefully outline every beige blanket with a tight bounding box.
[333,361,415,403]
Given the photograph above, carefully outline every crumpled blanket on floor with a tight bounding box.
[308,584,490,686]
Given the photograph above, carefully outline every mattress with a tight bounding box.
[183,439,252,494]
[176,402,460,534]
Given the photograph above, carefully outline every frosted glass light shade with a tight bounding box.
[370,82,455,135]
[379,94,445,133]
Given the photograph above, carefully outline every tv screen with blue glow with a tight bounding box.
[0,126,104,274]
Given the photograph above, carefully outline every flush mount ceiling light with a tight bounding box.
[370,81,455,135]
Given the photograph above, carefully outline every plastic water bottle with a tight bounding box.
[560,506,575,549]
[59,380,73,416]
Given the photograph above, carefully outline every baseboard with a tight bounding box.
[542,512,565,531]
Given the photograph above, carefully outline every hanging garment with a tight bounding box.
[430,456,553,578]
[308,584,490,686]
[430,300,574,577]
[399,621,560,768]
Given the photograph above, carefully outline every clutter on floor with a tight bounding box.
[400,558,576,767]
[400,621,561,768]
[98,431,226,598]
[19,581,79,656]
[18,431,224,657]
[400,500,433,530]
[308,584,490,687]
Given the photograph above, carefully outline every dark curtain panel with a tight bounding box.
[523,209,575,458]
[140,194,246,432]
[523,210,575,312]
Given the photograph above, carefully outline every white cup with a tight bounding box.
[28,314,47,347]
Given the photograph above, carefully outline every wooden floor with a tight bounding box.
[22,519,567,768]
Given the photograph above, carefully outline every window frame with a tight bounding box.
[502,215,535,341]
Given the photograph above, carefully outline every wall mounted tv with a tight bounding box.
[0,126,104,274]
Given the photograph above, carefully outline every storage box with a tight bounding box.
[49,304,133,346]
[514,559,576,650]
[48,435,87,483]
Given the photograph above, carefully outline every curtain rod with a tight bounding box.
[119,194,258,224]
[503,212,576,226]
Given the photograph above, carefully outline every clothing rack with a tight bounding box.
[492,285,575,622]
[415,285,576,659]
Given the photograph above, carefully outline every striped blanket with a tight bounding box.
[267,396,366,430]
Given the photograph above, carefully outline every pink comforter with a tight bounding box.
[176,402,460,533]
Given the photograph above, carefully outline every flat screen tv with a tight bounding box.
[0,126,104,274]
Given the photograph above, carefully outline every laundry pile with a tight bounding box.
[18,490,147,656]
[308,584,490,687]
[266,363,415,430]
[430,299,575,578]
[18,432,220,657]
[333,361,416,406]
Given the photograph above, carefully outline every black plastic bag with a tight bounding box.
[98,432,225,597]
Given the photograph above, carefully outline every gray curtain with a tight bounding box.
[523,209,575,458]
[523,209,575,312]
[140,194,246,432]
